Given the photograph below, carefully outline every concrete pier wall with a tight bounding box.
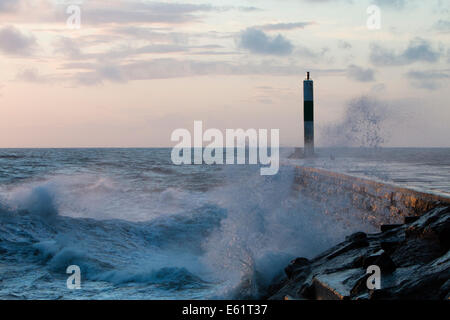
[294,166,450,226]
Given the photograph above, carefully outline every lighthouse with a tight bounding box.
[303,72,314,157]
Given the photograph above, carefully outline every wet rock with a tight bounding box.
[380,224,403,232]
[298,283,315,299]
[346,232,367,242]
[362,250,396,274]
[284,257,310,279]
[391,238,443,267]
[380,240,402,253]
[326,238,369,260]
[438,224,450,251]
[351,255,365,268]
[404,216,420,224]
[312,269,364,300]
[269,205,450,300]
[350,274,371,296]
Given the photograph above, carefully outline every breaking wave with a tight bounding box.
[0,158,375,299]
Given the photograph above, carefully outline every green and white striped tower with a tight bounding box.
[303,72,314,157]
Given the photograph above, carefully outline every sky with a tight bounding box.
[0,0,449,148]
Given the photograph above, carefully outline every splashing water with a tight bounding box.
[0,148,377,299]
[320,96,390,148]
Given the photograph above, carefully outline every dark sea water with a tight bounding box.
[0,148,448,299]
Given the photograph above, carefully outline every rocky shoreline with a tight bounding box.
[267,205,450,300]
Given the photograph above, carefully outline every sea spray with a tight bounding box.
[201,165,372,299]
[2,148,445,299]
[319,96,390,148]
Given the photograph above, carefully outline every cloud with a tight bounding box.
[237,6,262,12]
[256,22,315,31]
[0,0,19,12]
[63,58,344,85]
[16,68,52,83]
[110,26,188,43]
[370,38,442,66]
[46,1,260,26]
[53,37,85,59]
[79,1,213,25]
[406,69,450,90]
[52,34,229,62]
[433,19,450,33]
[346,65,375,82]
[373,0,407,9]
[0,26,36,56]
[338,40,352,49]
[238,28,293,56]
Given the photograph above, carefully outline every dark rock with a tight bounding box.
[380,240,402,252]
[380,224,403,232]
[350,274,370,296]
[351,255,365,268]
[439,279,450,299]
[404,216,420,224]
[391,238,444,267]
[388,267,450,300]
[311,269,364,300]
[269,205,450,300]
[298,283,315,299]
[363,250,396,274]
[326,239,369,260]
[265,278,288,299]
[438,224,450,251]
[346,232,367,242]
[284,257,310,279]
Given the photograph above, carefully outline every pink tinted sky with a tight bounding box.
[0,0,449,147]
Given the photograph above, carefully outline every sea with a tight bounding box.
[0,147,449,299]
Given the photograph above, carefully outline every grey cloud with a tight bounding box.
[295,45,318,58]
[434,20,450,33]
[135,44,187,54]
[406,69,450,90]
[0,0,21,13]
[0,0,19,12]
[256,22,315,31]
[370,83,386,94]
[373,0,407,9]
[16,68,59,83]
[58,1,260,26]
[0,26,36,55]
[53,37,84,59]
[370,38,441,66]
[111,26,188,44]
[338,40,352,49]
[346,65,375,82]
[238,28,293,56]
[238,6,262,12]
[96,65,126,83]
[53,35,226,61]
[66,58,344,85]
[16,69,43,82]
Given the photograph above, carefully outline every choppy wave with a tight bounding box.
[0,153,376,299]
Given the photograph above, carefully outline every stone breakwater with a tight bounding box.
[267,167,450,300]
[293,166,450,227]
